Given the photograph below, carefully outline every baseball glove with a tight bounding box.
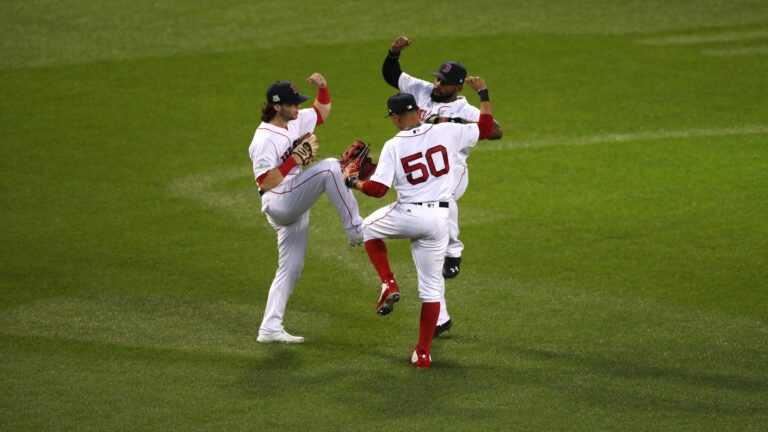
[340,140,376,188]
[292,133,319,166]
[425,114,465,124]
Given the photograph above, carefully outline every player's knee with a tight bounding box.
[317,158,342,174]
[419,294,442,303]
[418,286,443,303]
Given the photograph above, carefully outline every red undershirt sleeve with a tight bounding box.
[312,105,324,126]
[360,180,389,197]
[477,113,494,140]
[256,172,267,185]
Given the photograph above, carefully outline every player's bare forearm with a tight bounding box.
[465,76,492,114]
[313,101,331,122]
[257,153,305,192]
[465,76,496,139]
[258,167,285,192]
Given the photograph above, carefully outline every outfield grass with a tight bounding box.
[2,1,767,431]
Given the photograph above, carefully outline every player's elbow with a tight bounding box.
[487,124,503,140]
[314,103,331,122]
[477,114,495,140]
[382,59,402,88]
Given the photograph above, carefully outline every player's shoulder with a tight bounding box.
[299,106,317,115]
[255,122,287,137]
[444,97,480,119]
[252,123,293,147]
[297,107,319,122]
[450,96,479,110]
[399,72,427,86]
[431,121,477,138]
[399,73,432,93]
[431,121,469,130]
[397,123,436,137]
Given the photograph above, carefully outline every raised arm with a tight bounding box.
[465,76,502,139]
[307,73,331,123]
[465,76,496,140]
[382,36,412,89]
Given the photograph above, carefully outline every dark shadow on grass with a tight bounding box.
[515,347,768,415]
[240,345,305,397]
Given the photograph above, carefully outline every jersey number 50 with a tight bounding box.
[401,145,450,185]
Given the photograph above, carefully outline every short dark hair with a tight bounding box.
[261,102,277,122]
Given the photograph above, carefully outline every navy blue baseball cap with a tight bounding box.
[386,93,418,116]
[431,61,467,85]
[266,81,310,105]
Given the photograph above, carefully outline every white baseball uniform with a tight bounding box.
[397,73,482,323]
[249,107,363,335]
[363,121,480,303]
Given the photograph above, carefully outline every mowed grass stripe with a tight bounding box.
[0,292,263,357]
[638,29,768,45]
[704,45,768,56]
[476,124,768,150]
[4,1,766,70]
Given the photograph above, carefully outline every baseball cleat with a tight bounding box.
[376,280,400,315]
[433,319,453,338]
[410,348,432,368]
[442,256,461,279]
[257,331,304,344]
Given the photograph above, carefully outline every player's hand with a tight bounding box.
[307,73,327,89]
[343,169,359,189]
[390,36,411,54]
[465,76,488,92]
[425,114,466,124]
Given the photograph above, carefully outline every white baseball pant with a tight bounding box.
[259,158,362,334]
[363,202,449,303]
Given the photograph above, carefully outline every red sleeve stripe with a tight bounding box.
[256,172,267,186]
[312,105,325,126]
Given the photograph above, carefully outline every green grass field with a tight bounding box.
[2,1,767,430]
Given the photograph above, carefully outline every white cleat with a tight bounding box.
[257,331,304,344]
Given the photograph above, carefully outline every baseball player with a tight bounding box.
[249,74,364,344]
[344,83,495,368]
[382,35,503,338]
